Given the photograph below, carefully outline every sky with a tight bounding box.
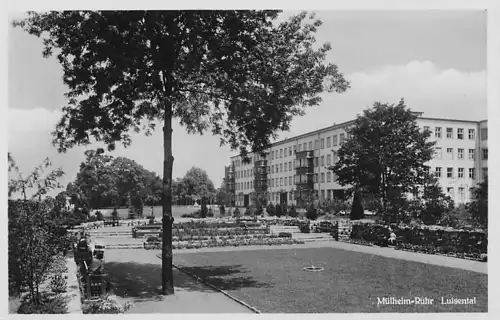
[8,10,487,197]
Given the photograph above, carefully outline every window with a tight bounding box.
[480,128,488,140]
[333,135,338,146]
[339,133,345,143]
[482,168,488,179]
[314,174,318,183]
[272,166,275,174]
[280,177,283,186]
[294,175,299,184]
[289,192,293,200]
[327,172,332,182]
[435,127,442,138]
[293,146,296,154]
[308,141,312,150]
[469,149,475,160]
[298,144,302,152]
[446,128,453,139]
[284,148,287,158]
[469,168,475,179]
[447,187,454,198]
[435,167,442,178]
[435,147,442,159]
[447,167,453,178]
[423,126,430,134]
[321,173,325,183]
[321,138,325,149]
[458,148,464,159]
[468,129,475,140]
[280,164,283,172]
[289,148,292,156]
[458,168,464,178]
[314,140,319,150]
[446,148,454,160]
[280,149,283,158]
[284,162,287,171]
[327,154,332,165]
[314,157,318,167]
[327,137,331,147]
[289,161,292,171]
[458,187,465,201]
[482,148,488,160]
[303,142,307,151]
[289,176,292,185]
[457,128,464,140]
[320,156,325,166]
[272,151,275,160]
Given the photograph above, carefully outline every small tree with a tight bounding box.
[288,205,298,218]
[266,203,276,217]
[111,208,119,221]
[275,204,283,217]
[350,192,364,220]
[306,205,318,220]
[468,177,488,229]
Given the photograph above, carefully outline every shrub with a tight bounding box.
[266,203,275,216]
[244,207,251,216]
[288,205,298,218]
[278,232,292,238]
[111,209,119,220]
[299,222,311,233]
[18,293,68,314]
[82,295,133,314]
[148,218,155,224]
[207,208,214,217]
[350,192,364,220]
[49,274,67,293]
[275,204,282,217]
[220,205,225,215]
[95,211,104,221]
[306,206,318,220]
[256,205,264,216]
[233,208,240,218]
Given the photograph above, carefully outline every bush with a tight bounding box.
[244,207,251,216]
[111,209,119,220]
[278,232,292,238]
[18,293,68,314]
[233,208,240,218]
[256,205,264,216]
[49,274,67,293]
[299,222,311,233]
[288,205,298,218]
[207,208,214,217]
[350,192,364,220]
[220,205,225,215]
[82,295,133,314]
[95,211,104,221]
[266,203,275,216]
[306,206,318,220]
[275,204,282,217]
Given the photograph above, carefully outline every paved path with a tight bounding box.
[105,250,253,313]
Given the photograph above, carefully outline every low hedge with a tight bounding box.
[349,222,487,257]
[143,237,305,250]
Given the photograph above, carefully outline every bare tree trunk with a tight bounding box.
[161,97,175,295]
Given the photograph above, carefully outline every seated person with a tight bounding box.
[388,232,397,245]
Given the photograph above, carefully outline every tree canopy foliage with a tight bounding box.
[329,99,436,220]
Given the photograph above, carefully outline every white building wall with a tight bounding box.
[230,116,487,207]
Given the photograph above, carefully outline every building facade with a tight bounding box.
[225,113,488,207]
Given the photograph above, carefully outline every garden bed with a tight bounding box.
[143,236,305,250]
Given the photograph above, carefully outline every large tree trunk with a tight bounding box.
[161,97,175,295]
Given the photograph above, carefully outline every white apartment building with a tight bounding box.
[226,113,487,207]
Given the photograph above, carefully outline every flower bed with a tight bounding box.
[143,233,305,250]
[348,222,487,261]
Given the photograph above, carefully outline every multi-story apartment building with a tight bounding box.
[225,113,487,207]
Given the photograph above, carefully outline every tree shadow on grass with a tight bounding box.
[105,261,269,303]
[178,265,273,291]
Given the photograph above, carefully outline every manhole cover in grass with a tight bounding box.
[303,266,324,272]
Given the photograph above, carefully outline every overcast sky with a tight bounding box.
[8,10,487,196]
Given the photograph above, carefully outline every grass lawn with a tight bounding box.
[173,247,487,313]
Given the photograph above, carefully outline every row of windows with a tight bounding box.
[434,148,488,160]
[426,127,487,141]
[445,186,469,201]
[434,167,488,179]
[269,133,347,160]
